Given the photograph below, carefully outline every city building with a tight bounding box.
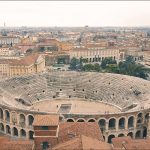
[0,36,21,45]
[0,46,19,56]
[69,48,125,62]
[0,54,45,77]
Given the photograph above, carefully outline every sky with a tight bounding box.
[0,1,150,27]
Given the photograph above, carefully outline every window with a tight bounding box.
[42,142,49,150]
[40,126,49,130]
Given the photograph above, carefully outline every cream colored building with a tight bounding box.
[69,48,125,63]
[142,51,150,66]
[0,47,16,56]
[0,36,20,45]
[0,54,45,78]
[0,60,10,77]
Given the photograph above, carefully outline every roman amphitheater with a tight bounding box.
[0,71,150,143]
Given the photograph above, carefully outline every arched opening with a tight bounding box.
[138,113,142,118]
[137,113,143,127]
[20,129,26,138]
[127,132,133,138]
[29,131,34,140]
[88,119,95,122]
[0,123,4,132]
[28,115,34,126]
[67,119,74,122]
[6,125,11,134]
[143,127,147,138]
[13,127,18,136]
[145,113,149,123]
[5,110,10,122]
[128,116,134,128]
[135,130,141,139]
[103,136,105,141]
[20,114,26,127]
[109,118,116,129]
[108,134,115,143]
[118,133,124,137]
[119,118,125,129]
[99,119,106,132]
[77,119,85,122]
[0,108,3,119]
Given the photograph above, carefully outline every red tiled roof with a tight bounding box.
[112,136,131,149]
[0,53,41,66]
[123,138,150,150]
[58,122,104,144]
[52,135,112,150]
[0,136,33,150]
[10,54,40,66]
[33,114,59,126]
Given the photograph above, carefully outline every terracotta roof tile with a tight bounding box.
[52,135,112,150]
[112,136,131,149]
[58,122,104,144]
[33,114,59,126]
[0,136,33,150]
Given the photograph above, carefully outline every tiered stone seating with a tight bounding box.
[0,71,149,111]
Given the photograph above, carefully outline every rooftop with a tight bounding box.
[33,114,59,126]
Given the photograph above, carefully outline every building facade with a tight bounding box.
[0,36,21,45]
[69,48,125,63]
[0,54,45,78]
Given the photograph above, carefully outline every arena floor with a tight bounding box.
[30,99,121,114]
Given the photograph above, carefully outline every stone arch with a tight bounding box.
[0,108,3,119]
[87,118,96,122]
[145,113,149,123]
[143,127,147,138]
[109,118,116,129]
[6,125,11,134]
[11,111,17,125]
[118,133,125,137]
[4,109,10,122]
[29,131,34,140]
[137,113,143,126]
[103,136,105,141]
[0,123,4,132]
[28,115,34,126]
[128,116,134,128]
[135,130,141,139]
[119,117,125,129]
[76,118,86,122]
[12,127,18,136]
[127,132,133,138]
[20,129,26,138]
[137,112,143,118]
[98,119,106,131]
[19,114,26,127]
[108,134,115,143]
[66,118,75,122]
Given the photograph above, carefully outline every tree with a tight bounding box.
[26,48,33,54]
[94,63,101,72]
[82,64,94,71]
[101,57,117,69]
[106,64,119,73]
[69,57,80,70]
[118,56,150,79]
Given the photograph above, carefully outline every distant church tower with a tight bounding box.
[4,22,6,27]
[2,22,7,36]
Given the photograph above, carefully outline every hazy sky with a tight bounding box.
[0,1,150,27]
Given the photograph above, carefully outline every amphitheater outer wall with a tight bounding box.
[0,103,149,143]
